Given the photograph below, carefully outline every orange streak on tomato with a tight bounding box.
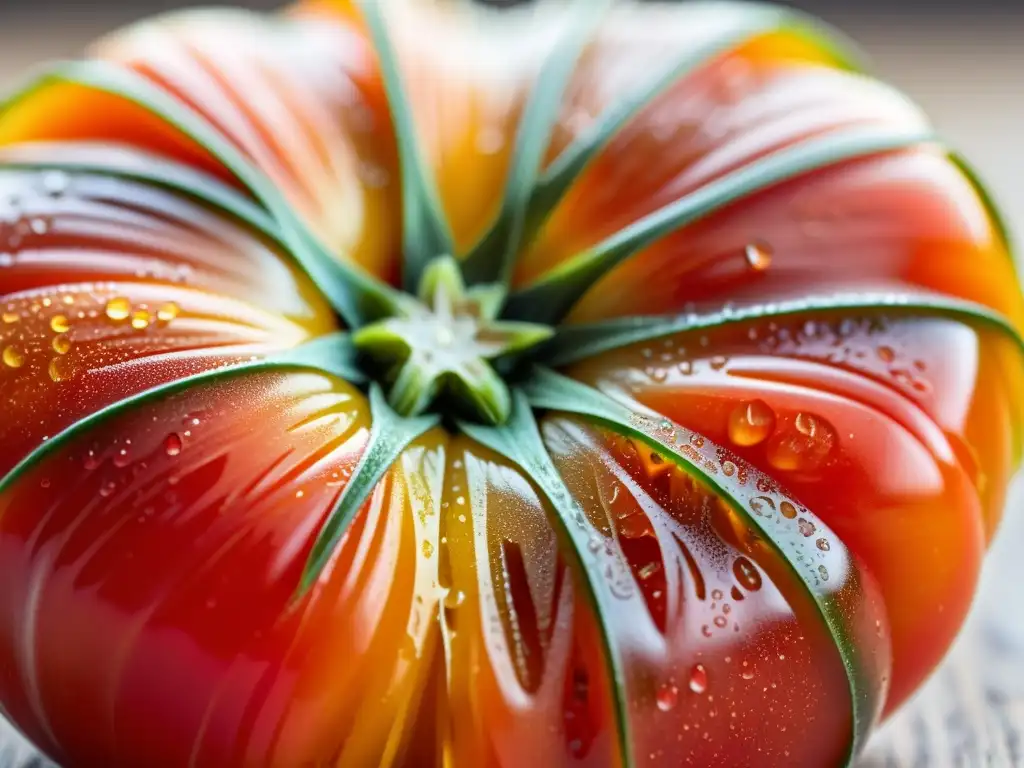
[95,12,402,282]
[0,82,237,192]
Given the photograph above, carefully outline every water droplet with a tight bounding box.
[656,682,679,712]
[105,297,131,321]
[797,518,816,537]
[2,345,25,368]
[638,561,662,580]
[818,565,829,581]
[714,616,727,628]
[816,537,830,551]
[721,460,737,477]
[157,302,180,323]
[29,218,48,235]
[795,412,821,437]
[51,334,71,355]
[780,500,797,519]
[677,360,693,375]
[749,496,775,516]
[709,356,728,371]
[164,433,183,456]
[99,481,116,498]
[41,170,69,197]
[1,311,18,324]
[728,400,776,447]
[83,450,100,470]
[48,356,74,382]
[767,413,836,471]
[131,310,151,330]
[744,241,773,272]
[732,556,762,592]
[689,664,708,694]
[877,346,896,363]
[422,540,434,558]
[49,314,70,333]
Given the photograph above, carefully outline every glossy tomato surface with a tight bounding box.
[0,1,1021,767]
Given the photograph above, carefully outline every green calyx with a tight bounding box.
[353,256,553,424]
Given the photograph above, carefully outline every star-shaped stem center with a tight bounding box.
[353,256,553,424]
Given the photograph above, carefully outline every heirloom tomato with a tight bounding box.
[0,1,1021,766]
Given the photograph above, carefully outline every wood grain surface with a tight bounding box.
[0,9,1022,767]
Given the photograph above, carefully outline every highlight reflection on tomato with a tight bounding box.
[0,1,1020,766]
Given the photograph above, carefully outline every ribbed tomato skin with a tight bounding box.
[0,2,1019,766]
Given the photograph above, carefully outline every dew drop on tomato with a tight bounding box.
[744,241,773,272]
[688,664,708,694]
[131,310,151,330]
[656,682,679,712]
[2,345,25,368]
[766,413,836,471]
[727,399,775,447]
[52,334,71,354]
[157,302,180,323]
[105,297,131,321]
[48,356,75,382]
[797,518,816,537]
[732,556,762,592]
[164,433,183,456]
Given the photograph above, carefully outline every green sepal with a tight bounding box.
[0,332,365,495]
[297,384,439,593]
[460,0,612,286]
[541,291,1024,367]
[354,257,551,423]
[505,125,934,324]
[354,0,456,291]
[457,392,636,768]
[522,367,884,765]
[0,59,407,327]
[523,2,866,242]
